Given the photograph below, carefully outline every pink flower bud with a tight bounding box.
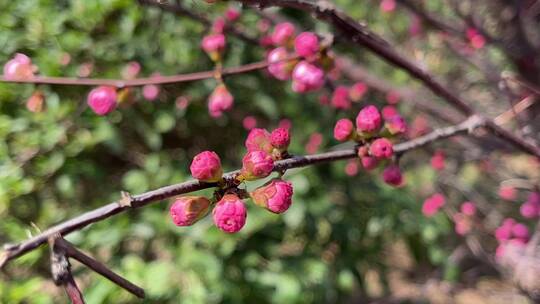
[242,116,257,130]
[380,0,396,12]
[190,151,223,182]
[169,196,211,226]
[225,7,241,22]
[241,150,274,181]
[279,118,292,130]
[345,160,359,176]
[270,127,290,150]
[385,115,407,135]
[495,225,512,242]
[267,47,294,80]
[430,150,445,171]
[356,105,382,133]
[382,164,403,187]
[467,28,485,49]
[422,193,445,217]
[294,32,320,58]
[291,61,325,93]
[385,90,401,104]
[212,17,226,34]
[305,132,323,154]
[208,84,234,117]
[245,128,273,153]
[333,118,354,142]
[460,201,476,216]
[121,61,141,79]
[3,53,35,80]
[331,86,351,109]
[382,106,398,120]
[272,22,296,46]
[454,219,471,236]
[201,33,226,61]
[26,91,45,113]
[349,82,368,101]
[87,86,117,116]
[212,194,247,233]
[520,202,539,219]
[512,223,529,240]
[251,179,294,214]
[370,138,394,159]
[142,84,160,101]
[498,186,517,201]
[361,156,379,171]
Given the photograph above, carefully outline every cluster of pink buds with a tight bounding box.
[333,104,407,186]
[452,201,477,235]
[494,218,529,260]
[3,53,36,80]
[421,193,446,217]
[265,22,329,93]
[170,126,294,233]
[201,11,242,118]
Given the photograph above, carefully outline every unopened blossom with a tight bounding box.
[291,61,325,93]
[331,86,351,110]
[333,118,354,142]
[241,150,274,181]
[170,196,211,226]
[251,179,294,214]
[270,127,290,150]
[370,138,394,159]
[190,151,223,182]
[272,22,296,46]
[201,33,226,61]
[294,32,320,58]
[3,53,35,80]
[245,128,273,153]
[382,164,403,187]
[87,86,117,116]
[208,84,234,117]
[213,194,247,233]
[356,105,382,133]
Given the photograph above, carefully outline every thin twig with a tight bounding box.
[0,59,283,87]
[0,116,485,269]
[49,235,85,304]
[57,239,145,299]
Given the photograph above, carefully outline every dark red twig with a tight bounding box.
[0,116,485,269]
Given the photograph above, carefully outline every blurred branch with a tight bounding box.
[0,116,486,269]
[235,0,540,158]
[0,58,292,87]
[395,0,464,36]
[48,236,85,304]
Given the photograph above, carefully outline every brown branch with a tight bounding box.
[0,59,276,87]
[56,238,145,299]
[137,0,259,45]
[235,0,540,158]
[0,116,485,269]
[49,236,85,304]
